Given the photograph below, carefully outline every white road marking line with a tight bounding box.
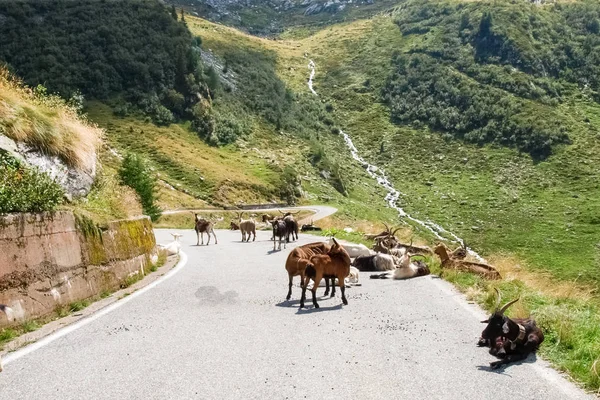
[3,251,188,366]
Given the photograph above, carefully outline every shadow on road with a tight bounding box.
[295,304,343,314]
[476,353,537,374]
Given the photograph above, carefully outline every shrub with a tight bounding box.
[0,152,64,214]
[214,110,249,145]
[191,98,216,143]
[118,153,161,221]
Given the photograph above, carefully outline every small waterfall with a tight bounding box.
[308,60,484,261]
[307,60,318,95]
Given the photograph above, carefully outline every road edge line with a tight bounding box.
[3,251,189,366]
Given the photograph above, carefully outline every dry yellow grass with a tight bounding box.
[0,68,102,171]
[486,253,598,303]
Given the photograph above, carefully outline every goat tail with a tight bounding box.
[370,273,391,279]
[305,265,316,279]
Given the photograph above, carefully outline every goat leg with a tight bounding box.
[311,274,322,309]
[490,353,528,369]
[324,278,330,297]
[340,281,348,306]
[299,275,310,309]
[286,274,293,301]
[330,277,336,298]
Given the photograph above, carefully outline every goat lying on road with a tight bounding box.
[478,289,544,369]
[301,222,322,232]
[159,233,182,255]
[327,238,372,258]
[352,253,396,272]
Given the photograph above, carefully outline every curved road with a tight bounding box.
[0,229,590,399]
[162,205,338,225]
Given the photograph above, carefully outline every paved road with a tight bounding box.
[0,230,590,399]
[162,205,338,225]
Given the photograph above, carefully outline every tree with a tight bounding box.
[170,4,177,20]
[118,153,161,221]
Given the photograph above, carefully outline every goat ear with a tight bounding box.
[480,319,489,324]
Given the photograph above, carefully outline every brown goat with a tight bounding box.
[478,289,544,369]
[284,242,331,301]
[300,238,351,309]
[237,212,256,242]
[194,214,217,245]
[440,242,467,260]
[434,244,501,279]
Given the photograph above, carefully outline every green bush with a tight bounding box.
[0,152,64,214]
[214,110,249,145]
[118,153,161,221]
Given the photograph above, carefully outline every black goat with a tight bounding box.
[478,289,544,369]
[301,221,322,232]
[270,219,288,251]
[283,215,298,242]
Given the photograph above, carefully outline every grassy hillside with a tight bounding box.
[0,67,141,220]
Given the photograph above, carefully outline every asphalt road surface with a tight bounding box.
[162,205,338,226]
[0,230,591,399]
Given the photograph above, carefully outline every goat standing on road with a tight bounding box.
[194,214,218,245]
[238,212,256,242]
[478,289,545,369]
[284,242,332,301]
[280,210,299,242]
[271,219,288,251]
[300,238,351,309]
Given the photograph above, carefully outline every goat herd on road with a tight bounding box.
[0,210,544,373]
[182,210,545,370]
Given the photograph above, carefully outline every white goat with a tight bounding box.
[345,266,360,285]
[160,233,182,256]
[326,238,372,258]
[372,253,431,280]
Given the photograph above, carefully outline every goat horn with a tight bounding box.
[278,209,285,215]
[494,288,501,310]
[391,226,401,236]
[499,297,520,315]
[332,238,339,246]
[382,222,390,234]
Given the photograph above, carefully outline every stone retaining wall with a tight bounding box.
[0,212,156,327]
